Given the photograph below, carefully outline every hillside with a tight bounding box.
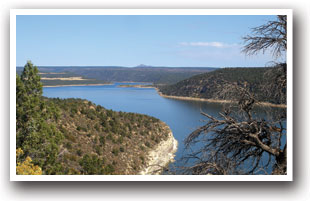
[52,98,173,174]
[17,66,217,85]
[18,97,174,175]
[16,62,177,175]
[158,67,286,104]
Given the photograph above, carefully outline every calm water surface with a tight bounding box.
[43,83,285,173]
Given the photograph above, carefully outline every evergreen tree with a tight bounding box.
[16,61,43,147]
[16,61,63,174]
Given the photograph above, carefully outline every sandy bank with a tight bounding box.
[43,83,113,87]
[139,130,178,175]
[156,89,286,108]
[41,77,89,81]
[117,84,155,89]
[38,72,66,75]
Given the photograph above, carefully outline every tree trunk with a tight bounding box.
[272,145,287,175]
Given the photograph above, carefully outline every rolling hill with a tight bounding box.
[158,67,286,105]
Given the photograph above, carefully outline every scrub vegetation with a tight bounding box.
[16,61,171,175]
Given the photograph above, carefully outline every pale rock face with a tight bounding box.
[139,131,178,175]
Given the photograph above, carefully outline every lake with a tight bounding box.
[43,82,286,174]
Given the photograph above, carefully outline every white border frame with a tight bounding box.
[10,9,293,181]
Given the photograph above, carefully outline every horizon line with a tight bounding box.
[16,65,268,68]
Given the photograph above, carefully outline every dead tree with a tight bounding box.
[243,15,287,105]
[180,15,288,175]
[184,84,287,175]
[242,15,287,58]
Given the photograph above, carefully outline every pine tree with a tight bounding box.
[16,61,63,174]
[16,61,43,147]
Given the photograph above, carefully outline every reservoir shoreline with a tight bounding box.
[44,83,286,108]
[43,83,113,87]
[154,88,287,109]
[43,82,287,174]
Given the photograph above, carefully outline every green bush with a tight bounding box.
[79,154,104,175]
[112,148,119,156]
[76,149,82,156]
[145,141,151,148]
[99,135,105,145]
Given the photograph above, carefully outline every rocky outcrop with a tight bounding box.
[139,131,178,175]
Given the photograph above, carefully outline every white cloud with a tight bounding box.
[180,42,239,48]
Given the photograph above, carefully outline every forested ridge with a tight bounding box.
[16,61,171,175]
[158,67,287,105]
[16,66,217,85]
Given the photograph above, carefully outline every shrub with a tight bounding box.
[65,142,72,150]
[99,136,105,145]
[106,133,113,140]
[145,141,151,148]
[140,156,145,164]
[103,164,115,175]
[95,145,102,155]
[94,123,100,131]
[79,154,103,175]
[112,148,119,156]
[64,132,76,143]
[76,149,82,156]
[117,136,123,144]
[64,153,77,162]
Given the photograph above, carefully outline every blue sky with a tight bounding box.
[16,15,282,67]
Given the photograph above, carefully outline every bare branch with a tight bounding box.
[242,15,287,58]
[183,85,286,175]
[180,16,287,175]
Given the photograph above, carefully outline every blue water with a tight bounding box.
[43,83,286,174]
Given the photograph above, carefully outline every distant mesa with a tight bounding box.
[136,64,153,68]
